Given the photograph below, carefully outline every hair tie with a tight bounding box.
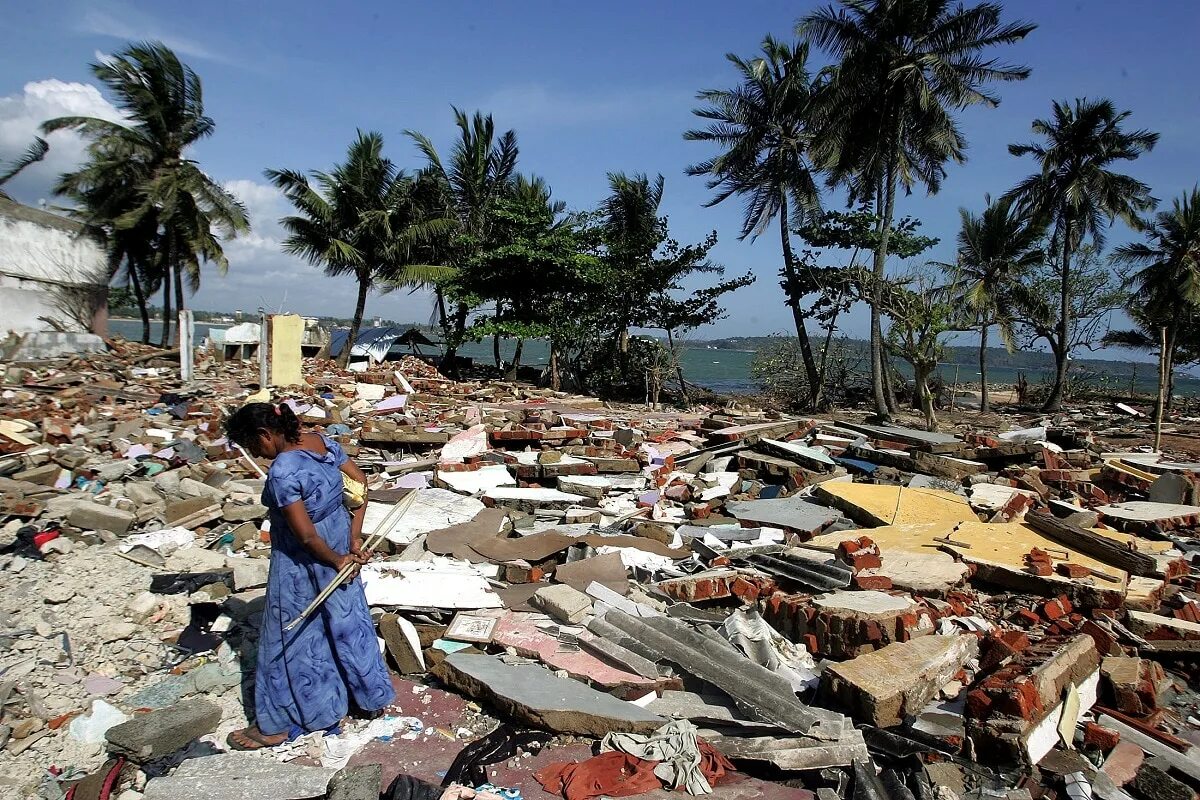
[273,405,281,415]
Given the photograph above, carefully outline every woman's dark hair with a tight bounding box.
[225,403,301,447]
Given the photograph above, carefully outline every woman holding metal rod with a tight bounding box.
[222,402,394,750]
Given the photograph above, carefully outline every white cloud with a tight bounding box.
[0,79,125,204]
[77,3,234,65]
[475,83,689,129]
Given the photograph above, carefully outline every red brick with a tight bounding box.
[852,574,893,591]
[1083,722,1121,752]
[1014,609,1042,627]
[999,630,1031,652]
[1042,599,1066,620]
[847,552,882,571]
[965,689,993,719]
[1057,562,1092,579]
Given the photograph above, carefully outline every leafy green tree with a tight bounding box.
[1006,98,1158,410]
[406,109,519,374]
[44,42,249,347]
[799,0,1035,418]
[881,270,962,431]
[1012,242,1129,401]
[267,131,449,367]
[793,207,938,405]
[685,36,824,405]
[1106,187,1200,409]
[937,196,1044,411]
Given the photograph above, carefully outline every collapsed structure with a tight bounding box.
[1,339,1198,800]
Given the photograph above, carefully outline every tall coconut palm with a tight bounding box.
[406,109,519,374]
[940,196,1044,412]
[799,0,1035,418]
[685,36,826,407]
[1106,187,1200,410]
[1006,98,1158,410]
[43,42,248,346]
[267,130,449,368]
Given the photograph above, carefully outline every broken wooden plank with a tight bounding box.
[1023,510,1158,578]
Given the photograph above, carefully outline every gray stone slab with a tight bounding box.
[105,699,222,761]
[142,751,337,800]
[709,727,870,770]
[327,763,383,800]
[836,420,963,447]
[1097,501,1200,523]
[431,653,663,737]
[725,495,841,535]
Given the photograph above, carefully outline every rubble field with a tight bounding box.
[2,340,1200,800]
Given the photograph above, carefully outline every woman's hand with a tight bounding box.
[350,537,374,563]
[334,550,369,582]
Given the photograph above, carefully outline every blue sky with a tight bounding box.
[2,0,1198,350]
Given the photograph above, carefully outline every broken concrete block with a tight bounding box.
[327,764,382,800]
[483,487,593,511]
[68,503,135,535]
[533,584,593,624]
[431,653,663,737]
[125,482,163,506]
[1100,656,1168,717]
[230,558,269,591]
[822,633,978,727]
[1131,759,1193,800]
[377,613,426,675]
[105,699,222,761]
[556,475,613,500]
[222,502,267,522]
[725,494,841,537]
[141,750,338,800]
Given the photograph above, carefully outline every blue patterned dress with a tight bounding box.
[254,435,395,736]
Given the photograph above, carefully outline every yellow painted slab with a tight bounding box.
[270,314,304,387]
[813,482,975,527]
[947,520,1128,589]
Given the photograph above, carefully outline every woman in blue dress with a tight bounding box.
[224,402,395,749]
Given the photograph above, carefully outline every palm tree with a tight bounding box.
[0,138,49,200]
[600,172,665,359]
[799,0,1035,418]
[267,130,448,368]
[406,109,519,374]
[1106,187,1200,411]
[940,196,1044,412]
[685,36,826,407]
[1006,98,1158,410]
[43,42,249,346]
[53,139,161,343]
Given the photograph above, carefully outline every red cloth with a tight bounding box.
[535,744,737,800]
[535,752,662,800]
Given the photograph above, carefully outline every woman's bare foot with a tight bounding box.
[226,726,288,751]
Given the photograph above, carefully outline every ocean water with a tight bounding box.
[106,318,1194,397]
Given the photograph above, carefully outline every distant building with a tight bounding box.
[0,197,109,336]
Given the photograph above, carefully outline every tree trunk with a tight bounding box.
[1154,325,1167,450]
[441,302,470,379]
[778,192,822,408]
[665,327,690,407]
[915,364,936,432]
[978,322,990,413]
[1043,224,1072,411]
[159,269,173,348]
[173,263,185,314]
[870,166,898,419]
[492,302,503,369]
[129,261,151,345]
[509,338,524,378]
[550,343,560,392]
[341,274,370,369]
[1164,324,1178,412]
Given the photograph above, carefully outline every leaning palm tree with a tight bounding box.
[0,137,49,200]
[939,196,1044,412]
[267,130,449,368]
[406,109,519,374]
[799,0,1035,418]
[43,42,248,346]
[686,36,826,407]
[1006,98,1158,410]
[1106,187,1200,411]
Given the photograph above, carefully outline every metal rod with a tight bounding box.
[284,490,417,632]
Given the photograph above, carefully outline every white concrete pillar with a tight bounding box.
[178,309,195,382]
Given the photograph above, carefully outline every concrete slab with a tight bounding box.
[367,488,486,545]
[813,482,975,527]
[142,751,337,800]
[435,464,515,494]
[823,634,978,727]
[430,653,664,737]
[484,487,593,511]
[725,495,841,537]
[1096,501,1200,533]
[835,421,964,450]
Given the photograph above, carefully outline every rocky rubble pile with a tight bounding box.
[2,342,1200,800]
